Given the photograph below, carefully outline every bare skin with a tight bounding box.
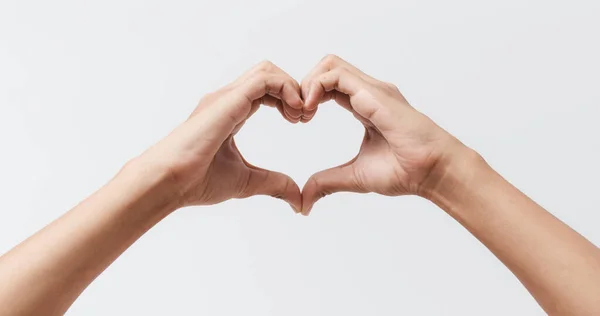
[0,61,304,315]
[300,55,600,315]
[0,56,598,315]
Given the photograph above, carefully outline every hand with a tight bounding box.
[299,55,465,215]
[138,61,304,212]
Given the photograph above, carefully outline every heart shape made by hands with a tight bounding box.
[236,101,364,197]
[222,55,449,216]
[182,56,450,217]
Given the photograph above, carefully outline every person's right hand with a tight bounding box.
[299,55,471,215]
[135,61,304,213]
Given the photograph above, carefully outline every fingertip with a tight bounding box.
[290,204,301,214]
[300,182,318,216]
[284,178,303,214]
[300,204,313,216]
[288,96,304,110]
[291,198,302,212]
[303,84,319,112]
[304,103,318,113]
[247,168,303,214]
[300,106,317,123]
[284,81,305,110]
[300,191,319,215]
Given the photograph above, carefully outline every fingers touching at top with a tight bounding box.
[193,55,400,145]
[299,55,401,132]
[235,60,304,123]
[301,55,370,110]
[204,56,391,126]
[198,60,304,126]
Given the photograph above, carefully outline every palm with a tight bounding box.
[154,60,304,212]
[351,128,408,196]
[190,137,252,206]
[351,120,442,196]
[183,131,300,211]
[180,87,296,208]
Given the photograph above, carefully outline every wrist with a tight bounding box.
[118,154,184,216]
[419,142,493,212]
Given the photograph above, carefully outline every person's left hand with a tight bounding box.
[297,55,462,215]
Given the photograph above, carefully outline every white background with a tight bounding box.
[1,0,599,315]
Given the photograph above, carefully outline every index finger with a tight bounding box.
[232,60,304,111]
[303,66,393,133]
[301,55,376,111]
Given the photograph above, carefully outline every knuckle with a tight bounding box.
[270,175,290,199]
[285,76,297,86]
[244,73,268,91]
[283,177,294,192]
[257,60,274,71]
[321,54,341,67]
[308,175,320,189]
[310,175,329,197]
[383,81,400,92]
[327,66,348,79]
[199,91,214,103]
[253,70,270,82]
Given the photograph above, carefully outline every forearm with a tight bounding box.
[424,146,600,315]
[0,158,177,316]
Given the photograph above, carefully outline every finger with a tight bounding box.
[255,95,299,124]
[239,72,304,117]
[220,61,303,124]
[251,87,302,123]
[301,54,375,111]
[232,61,304,114]
[306,67,394,132]
[267,64,304,110]
[300,106,317,123]
[195,71,303,154]
[211,72,302,132]
[264,67,305,122]
[233,92,303,134]
[229,60,281,88]
[299,90,355,123]
[187,66,303,159]
[242,167,302,214]
[322,90,352,110]
[233,137,301,212]
[303,67,362,108]
[301,158,365,215]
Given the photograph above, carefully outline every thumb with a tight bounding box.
[242,167,302,214]
[301,162,365,216]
